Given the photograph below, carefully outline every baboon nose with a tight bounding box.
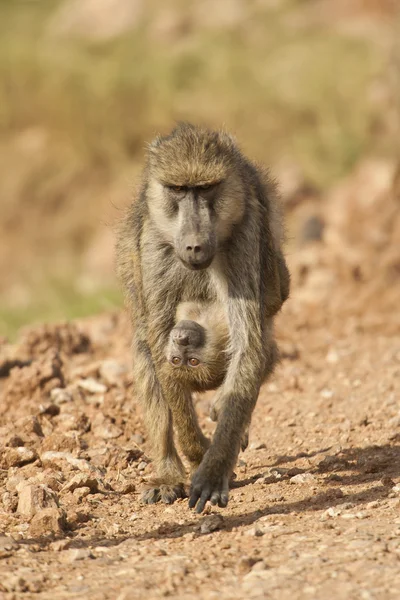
[186,245,202,254]
[176,334,189,346]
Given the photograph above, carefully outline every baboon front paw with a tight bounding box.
[141,481,186,505]
[189,467,229,514]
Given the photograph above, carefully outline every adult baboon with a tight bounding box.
[116,123,290,513]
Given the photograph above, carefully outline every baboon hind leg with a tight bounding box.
[134,342,186,504]
[163,380,210,474]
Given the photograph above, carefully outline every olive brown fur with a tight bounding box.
[116,122,290,512]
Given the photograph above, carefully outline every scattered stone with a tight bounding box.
[0,446,37,469]
[200,514,224,534]
[41,451,104,477]
[62,548,94,562]
[17,484,59,517]
[50,387,73,404]
[320,388,334,399]
[237,556,260,575]
[0,535,19,553]
[249,441,266,450]
[116,481,136,494]
[290,473,317,485]
[41,432,81,453]
[94,423,123,440]
[245,526,265,537]
[29,507,66,537]
[77,378,107,394]
[99,359,127,386]
[73,486,91,502]
[137,461,147,471]
[62,472,100,494]
[2,490,18,513]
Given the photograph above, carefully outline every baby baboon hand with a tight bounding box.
[189,462,229,513]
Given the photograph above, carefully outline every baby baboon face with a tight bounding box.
[167,320,206,368]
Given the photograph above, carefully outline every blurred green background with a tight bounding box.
[0,0,399,337]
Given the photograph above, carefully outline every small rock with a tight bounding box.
[2,491,18,513]
[249,441,266,450]
[94,423,123,440]
[131,434,144,445]
[62,548,93,562]
[320,388,334,399]
[6,434,25,448]
[290,473,316,485]
[251,560,269,572]
[41,451,104,477]
[17,484,59,517]
[29,508,66,537]
[99,360,127,386]
[0,535,19,552]
[237,556,259,575]
[0,447,37,469]
[137,461,147,471]
[326,350,339,364]
[116,481,136,494]
[245,526,265,537]
[73,487,91,502]
[77,378,107,394]
[200,514,224,534]
[62,473,100,494]
[50,387,73,404]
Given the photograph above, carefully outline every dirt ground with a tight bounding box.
[0,159,399,599]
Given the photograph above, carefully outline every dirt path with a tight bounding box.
[0,159,399,599]
[0,298,399,600]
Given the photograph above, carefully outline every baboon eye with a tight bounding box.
[169,185,185,193]
[188,358,200,367]
[172,357,181,365]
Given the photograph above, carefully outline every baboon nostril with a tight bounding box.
[194,245,201,254]
[186,245,193,252]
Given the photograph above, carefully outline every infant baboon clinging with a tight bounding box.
[116,122,290,513]
[165,301,229,391]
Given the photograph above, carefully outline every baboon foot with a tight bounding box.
[141,480,186,505]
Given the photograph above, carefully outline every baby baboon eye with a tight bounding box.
[188,358,200,367]
[172,357,181,366]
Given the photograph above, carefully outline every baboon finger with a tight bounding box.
[196,489,211,514]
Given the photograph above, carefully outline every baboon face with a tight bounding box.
[166,320,206,367]
[147,123,246,270]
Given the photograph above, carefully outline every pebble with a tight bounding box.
[1,447,37,469]
[99,360,127,386]
[17,484,59,517]
[290,473,317,485]
[0,535,19,552]
[200,514,224,534]
[62,473,100,494]
[62,548,94,562]
[245,526,265,537]
[77,378,107,394]
[29,508,66,537]
[50,387,73,405]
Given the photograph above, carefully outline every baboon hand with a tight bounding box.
[189,461,229,513]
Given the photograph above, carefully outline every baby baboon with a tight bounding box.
[116,122,290,512]
[165,301,228,391]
